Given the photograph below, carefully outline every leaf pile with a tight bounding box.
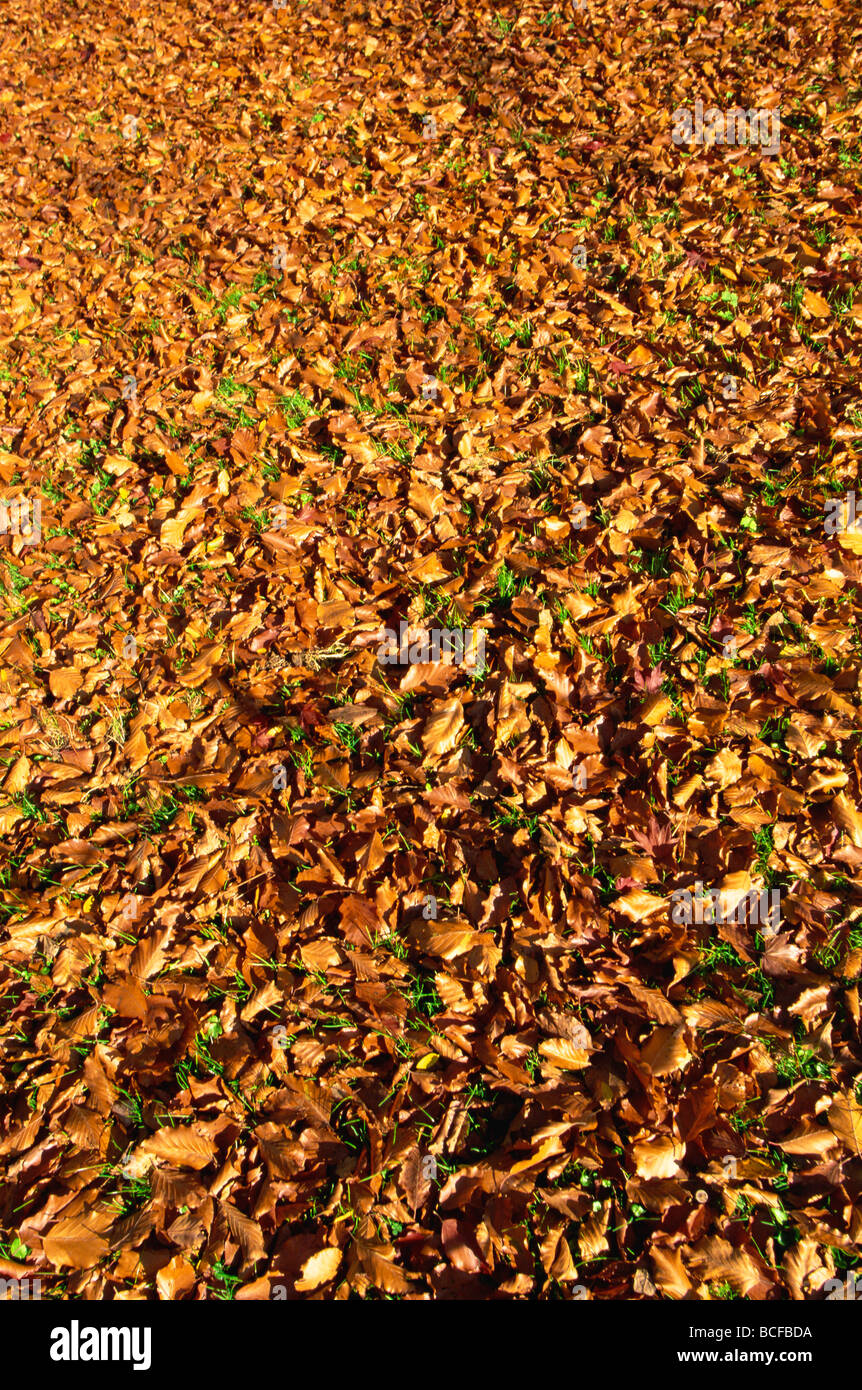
[1,0,862,1300]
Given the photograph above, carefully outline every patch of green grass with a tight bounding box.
[331,721,361,755]
[632,547,671,578]
[281,389,313,429]
[240,504,269,531]
[491,562,529,606]
[207,1257,242,1300]
[696,939,744,973]
[770,1041,831,1083]
[710,1280,743,1300]
[753,823,775,877]
[660,586,687,615]
[216,376,254,406]
[758,716,788,752]
[572,357,589,392]
[214,285,244,323]
[490,804,542,839]
[145,795,181,834]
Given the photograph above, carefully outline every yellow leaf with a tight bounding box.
[802,289,831,318]
[717,869,754,921]
[3,753,29,795]
[776,1125,839,1156]
[538,1038,591,1070]
[407,552,449,583]
[704,748,742,789]
[640,1024,691,1076]
[437,101,466,124]
[410,922,481,959]
[837,528,862,554]
[651,1247,694,1299]
[356,1241,409,1293]
[615,888,666,923]
[421,698,465,757]
[832,791,862,847]
[510,1134,565,1175]
[160,514,188,549]
[633,1135,684,1179]
[692,1236,765,1296]
[640,693,672,725]
[296,1246,342,1292]
[156,1254,196,1299]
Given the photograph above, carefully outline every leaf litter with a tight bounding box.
[0,0,861,1302]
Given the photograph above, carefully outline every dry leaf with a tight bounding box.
[140,1126,216,1170]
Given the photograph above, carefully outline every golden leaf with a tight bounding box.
[156,1254,196,1299]
[632,1135,683,1179]
[49,667,83,699]
[140,1125,216,1170]
[642,1028,689,1078]
[651,1247,693,1299]
[421,698,465,757]
[43,1217,110,1271]
[614,888,666,922]
[802,289,831,317]
[356,1241,409,1293]
[510,1133,566,1174]
[159,513,189,549]
[3,753,30,795]
[538,1038,591,1071]
[827,1090,862,1156]
[783,1238,833,1301]
[831,792,862,847]
[295,1246,342,1292]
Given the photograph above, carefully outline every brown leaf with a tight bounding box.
[140,1126,216,1170]
[632,1136,684,1180]
[421,697,465,757]
[640,1025,691,1076]
[156,1254,196,1299]
[400,1147,432,1213]
[43,1217,110,1271]
[48,668,83,699]
[538,1038,591,1070]
[441,1218,484,1273]
[827,1090,862,1157]
[222,1201,266,1263]
[356,1240,410,1293]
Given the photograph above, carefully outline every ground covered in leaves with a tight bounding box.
[1,0,862,1301]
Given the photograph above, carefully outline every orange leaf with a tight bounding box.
[140,1126,216,1170]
